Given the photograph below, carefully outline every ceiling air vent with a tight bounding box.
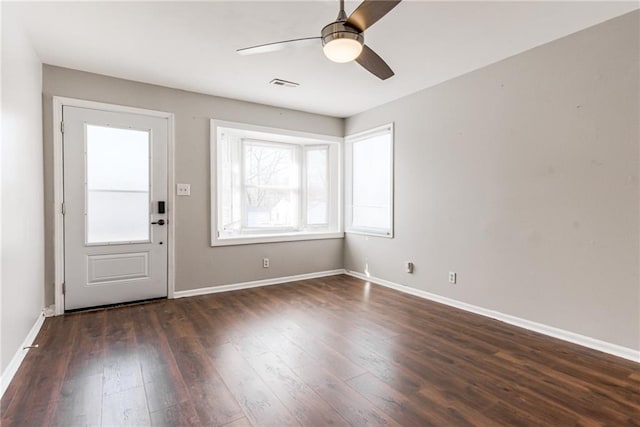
[269,78,299,88]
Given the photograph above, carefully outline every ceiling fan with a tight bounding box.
[237,0,402,80]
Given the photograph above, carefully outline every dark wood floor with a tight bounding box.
[1,275,639,426]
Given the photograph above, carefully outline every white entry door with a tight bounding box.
[63,106,168,310]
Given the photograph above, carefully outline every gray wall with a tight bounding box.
[41,11,639,352]
[43,66,344,305]
[344,11,639,350]
[1,4,45,373]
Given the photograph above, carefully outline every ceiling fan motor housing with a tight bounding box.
[321,21,364,48]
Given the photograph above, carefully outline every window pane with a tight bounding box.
[245,188,295,227]
[244,142,297,228]
[352,133,391,230]
[220,134,241,231]
[306,148,328,225]
[244,142,295,187]
[86,125,150,243]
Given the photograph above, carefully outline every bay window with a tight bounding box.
[211,120,342,246]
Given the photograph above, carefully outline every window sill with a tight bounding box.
[211,231,344,247]
[346,229,394,238]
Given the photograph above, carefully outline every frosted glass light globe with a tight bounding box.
[323,38,363,63]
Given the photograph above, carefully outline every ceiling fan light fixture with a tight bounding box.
[238,0,400,79]
[323,38,363,63]
[321,21,364,63]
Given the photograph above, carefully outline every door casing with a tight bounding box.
[52,96,176,315]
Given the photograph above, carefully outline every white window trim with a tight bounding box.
[210,119,344,246]
[345,123,395,238]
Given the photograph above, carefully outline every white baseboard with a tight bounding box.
[43,304,56,317]
[0,310,47,398]
[345,270,640,363]
[173,269,346,299]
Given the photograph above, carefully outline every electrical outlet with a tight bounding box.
[176,183,191,196]
[263,258,270,268]
[448,272,457,284]
[405,261,414,274]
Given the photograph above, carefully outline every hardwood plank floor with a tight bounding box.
[1,275,639,426]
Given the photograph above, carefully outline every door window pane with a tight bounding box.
[306,147,328,225]
[86,125,150,243]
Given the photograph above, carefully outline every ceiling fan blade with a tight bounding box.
[356,45,394,80]
[237,37,320,56]
[346,0,402,32]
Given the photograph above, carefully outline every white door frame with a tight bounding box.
[52,96,176,315]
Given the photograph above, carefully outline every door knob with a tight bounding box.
[151,219,166,226]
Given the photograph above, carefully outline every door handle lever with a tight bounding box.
[151,219,166,226]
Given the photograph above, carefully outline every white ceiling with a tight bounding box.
[9,1,638,117]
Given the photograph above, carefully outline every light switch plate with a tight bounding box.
[176,183,191,196]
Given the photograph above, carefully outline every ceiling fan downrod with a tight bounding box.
[337,0,348,21]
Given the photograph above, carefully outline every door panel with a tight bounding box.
[87,252,150,283]
[63,106,168,310]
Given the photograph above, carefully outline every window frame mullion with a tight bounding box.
[240,138,248,229]
[299,145,306,231]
